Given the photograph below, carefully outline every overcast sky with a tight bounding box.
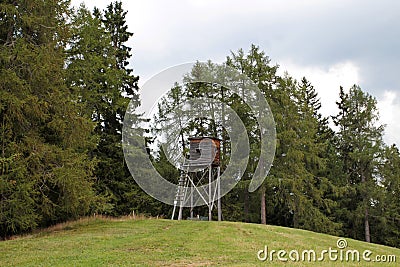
[72,0,400,145]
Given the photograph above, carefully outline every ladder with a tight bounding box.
[171,170,188,220]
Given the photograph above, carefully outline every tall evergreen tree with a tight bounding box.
[374,145,400,247]
[226,45,278,224]
[66,2,140,215]
[292,77,341,234]
[261,74,340,234]
[1,0,96,237]
[99,1,140,215]
[333,85,384,242]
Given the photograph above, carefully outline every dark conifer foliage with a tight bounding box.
[66,1,140,215]
[0,0,96,237]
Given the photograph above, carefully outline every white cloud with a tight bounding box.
[278,61,400,145]
[377,91,400,146]
[277,61,360,119]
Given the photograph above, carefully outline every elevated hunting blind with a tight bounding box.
[172,136,222,222]
[188,137,221,167]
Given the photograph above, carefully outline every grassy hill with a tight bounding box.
[0,217,399,266]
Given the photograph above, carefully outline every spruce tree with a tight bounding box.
[375,145,400,247]
[292,77,341,234]
[66,2,139,215]
[1,0,96,236]
[333,85,384,242]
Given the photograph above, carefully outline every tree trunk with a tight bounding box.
[361,172,371,243]
[365,206,371,242]
[220,86,227,168]
[244,187,249,222]
[260,185,266,224]
[293,195,299,228]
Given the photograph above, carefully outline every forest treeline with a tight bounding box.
[0,1,399,249]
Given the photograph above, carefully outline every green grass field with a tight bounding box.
[0,217,399,266]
